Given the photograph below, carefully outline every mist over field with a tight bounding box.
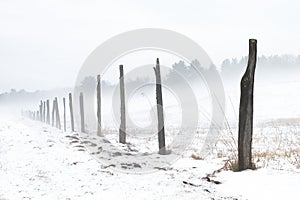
[1,0,300,199]
[2,54,300,126]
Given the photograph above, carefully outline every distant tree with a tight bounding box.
[10,89,16,93]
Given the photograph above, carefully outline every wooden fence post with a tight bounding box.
[69,93,74,132]
[52,99,55,126]
[43,101,46,123]
[39,101,43,121]
[97,75,103,136]
[63,97,66,132]
[46,100,50,124]
[154,58,166,155]
[79,92,85,133]
[54,98,58,128]
[238,39,257,171]
[36,110,39,121]
[119,65,126,144]
[55,97,61,129]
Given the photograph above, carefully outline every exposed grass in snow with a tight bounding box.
[186,119,300,174]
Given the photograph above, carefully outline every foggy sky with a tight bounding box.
[1,0,300,92]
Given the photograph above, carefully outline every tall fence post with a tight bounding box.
[69,93,74,132]
[154,58,166,155]
[55,97,61,129]
[63,97,66,132]
[119,65,126,144]
[46,100,50,124]
[79,92,85,133]
[52,99,55,126]
[97,74,103,136]
[238,39,257,171]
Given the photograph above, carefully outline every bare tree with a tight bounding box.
[238,39,257,171]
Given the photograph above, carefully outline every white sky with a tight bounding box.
[1,0,300,92]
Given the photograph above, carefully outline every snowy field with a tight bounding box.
[0,114,299,199]
[1,79,300,199]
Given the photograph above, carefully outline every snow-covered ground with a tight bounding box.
[0,115,299,200]
[1,78,300,199]
[0,117,227,199]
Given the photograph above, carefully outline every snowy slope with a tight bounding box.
[0,117,230,200]
[0,116,299,200]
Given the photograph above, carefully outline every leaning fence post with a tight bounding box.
[119,65,126,144]
[154,58,166,155]
[238,39,257,171]
[97,75,103,136]
[69,93,74,132]
[63,97,66,132]
[79,92,85,133]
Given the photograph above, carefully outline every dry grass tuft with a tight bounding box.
[191,154,203,160]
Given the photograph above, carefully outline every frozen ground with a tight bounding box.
[0,116,299,200]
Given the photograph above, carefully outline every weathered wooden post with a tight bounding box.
[43,101,46,123]
[154,58,166,155]
[39,101,43,121]
[52,99,55,126]
[36,110,39,121]
[42,100,45,122]
[54,99,58,128]
[63,97,66,132]
[46,100,50,124]
[55,97,61,129]
[119,65,126,144]
[69,93,74,132]
[79,92,85,133]
[238,39,257,171]
[97,75,103,136]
